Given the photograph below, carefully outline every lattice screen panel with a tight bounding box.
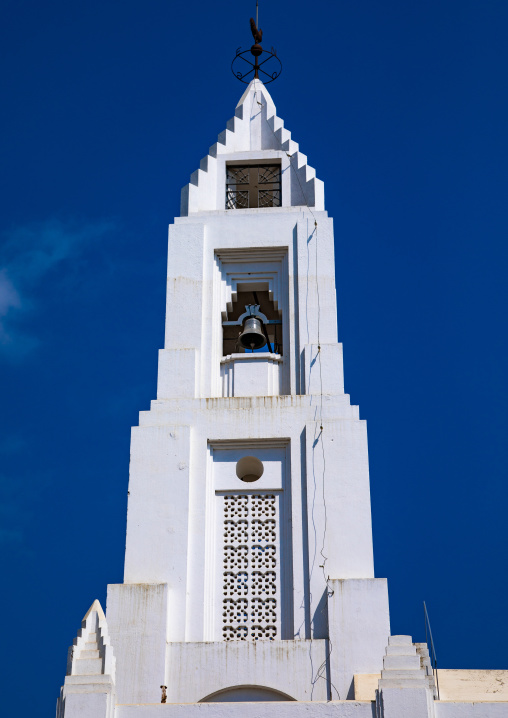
[221,493,279,641]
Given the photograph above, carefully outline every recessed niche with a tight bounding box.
[211,442,285,491]
[236,456,264,483]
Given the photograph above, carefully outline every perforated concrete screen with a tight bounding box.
[209,441,291,642]
[222,493,280,641]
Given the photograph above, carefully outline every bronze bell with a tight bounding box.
[239,316,266,351]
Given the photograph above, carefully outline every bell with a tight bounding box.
[239,316,266,351]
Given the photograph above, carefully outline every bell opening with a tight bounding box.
[222,288,283,356]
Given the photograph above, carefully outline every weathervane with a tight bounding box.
[231,2,282,85]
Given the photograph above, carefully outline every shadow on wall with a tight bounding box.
[312,587,329,639]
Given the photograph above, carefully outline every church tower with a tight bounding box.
[56,19,508,718]
[111,71,393,699]
[57,69,391,709]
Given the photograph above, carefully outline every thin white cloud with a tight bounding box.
[0,218,116,356]
[0,269,21,315]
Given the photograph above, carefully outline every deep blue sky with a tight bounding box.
[1,0,507,712]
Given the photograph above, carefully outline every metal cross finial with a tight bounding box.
[249,11,263,78]
[231,8,281,85]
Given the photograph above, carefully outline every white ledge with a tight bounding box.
[221,353,283,364]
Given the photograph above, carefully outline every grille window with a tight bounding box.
[226,164,281,209]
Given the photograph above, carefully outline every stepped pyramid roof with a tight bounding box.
[181,79,324,215]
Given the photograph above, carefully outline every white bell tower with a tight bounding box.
[62,67,493,717]
[115,74,389,702]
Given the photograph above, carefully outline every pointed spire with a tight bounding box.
[83,598,106,621]
[66,599,115,680]
[57,600,116,718]
[180,79,324,216]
